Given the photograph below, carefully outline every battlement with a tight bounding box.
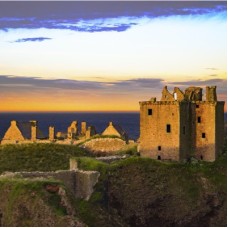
[140,85,219,104]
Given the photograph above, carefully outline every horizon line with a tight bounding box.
[0,110,140,113]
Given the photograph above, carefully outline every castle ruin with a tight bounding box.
[139,86,224,162]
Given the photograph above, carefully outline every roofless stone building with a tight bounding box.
[2,120,45,144]
[139,86,224,162]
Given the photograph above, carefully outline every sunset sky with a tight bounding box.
[0,1,226,112]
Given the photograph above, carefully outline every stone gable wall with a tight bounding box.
[3,124,24,141]
[102,125,121,137]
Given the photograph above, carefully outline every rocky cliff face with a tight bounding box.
[0,178,84,227]
[105,157,227,227]
[0,152,226,227]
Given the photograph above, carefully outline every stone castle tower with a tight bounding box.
[139,86,224,162]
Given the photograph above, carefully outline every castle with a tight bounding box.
[139,86,224,162]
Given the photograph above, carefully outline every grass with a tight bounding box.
[0,142,226,226]
[0,143,90,174]
[116,144,138,156]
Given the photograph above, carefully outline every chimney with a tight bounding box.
[86,127,91,139]
[31,125,37,141]
[30,120,37,126]
[11,120,17,126]
[109,122,113,126]
[49,126,55,141]
[81,121,87,135]
[206,86,217,102]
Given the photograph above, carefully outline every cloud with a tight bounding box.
[0,75,226,99]
[0,75,104,91]
[0,75,164,94]
[14,37,51,43]
[114,78,164,89]
[0,2,226,32]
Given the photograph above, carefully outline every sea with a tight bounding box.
[0,112,140,140]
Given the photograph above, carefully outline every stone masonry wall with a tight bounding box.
[82,138,126,153]
[3,123,24,141]
[139,101,180,160]
[2,169,100,201]
[195,102,216,161]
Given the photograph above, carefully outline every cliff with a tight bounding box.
[0,144,226,226]
[0,178,84,226]
[75,155,227,227]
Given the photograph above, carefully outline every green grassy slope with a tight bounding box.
[0,144,89,173]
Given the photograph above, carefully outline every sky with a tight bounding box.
[0,1,226,112]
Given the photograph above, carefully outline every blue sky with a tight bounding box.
[0,1,226,111]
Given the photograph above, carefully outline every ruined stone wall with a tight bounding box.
[195,102,216,161]
[139,101,180,160]
[18,171,76,195]
[5,169,100,201]
[82,138,126,154]
[75,170,100,200]
[49,127,55,141]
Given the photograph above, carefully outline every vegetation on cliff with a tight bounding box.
[0,143,226,226]
[75,153,227,226]
[0,177,84,226]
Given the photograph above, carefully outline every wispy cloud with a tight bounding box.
[0,75,226,97]
[14,37,51,43]
[0,75,164,92]
[0,2,226,33]
[0,75,104,91]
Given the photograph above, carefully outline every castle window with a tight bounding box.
[202,133,206,138]
[158,146,161,151]
[200,155,203,160]
[183,126,185,135]
[196,104,199,108]
[166,124,171,133]
[157,155,161,160]
[197,117,201,123]
[148,109,152,115]
[174,92,177,100]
